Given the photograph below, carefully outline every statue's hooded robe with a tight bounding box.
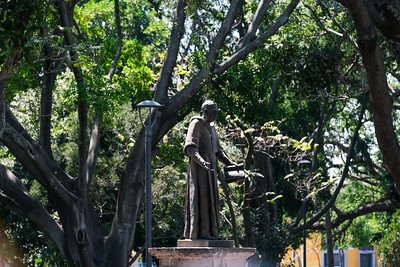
[183,116,222,239]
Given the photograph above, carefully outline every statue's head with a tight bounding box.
[201,100,218,123]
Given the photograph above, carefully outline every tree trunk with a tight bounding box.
[326,210,334,267]
[342,0,400,191]
[103,133,146,266]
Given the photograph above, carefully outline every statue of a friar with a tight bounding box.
[183,100,235,240]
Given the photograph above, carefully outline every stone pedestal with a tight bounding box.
[177,239,234,248]
[149,245,256,267]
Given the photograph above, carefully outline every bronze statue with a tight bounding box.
[183,100,234,240]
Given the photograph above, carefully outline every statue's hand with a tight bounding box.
[201,161,212,171]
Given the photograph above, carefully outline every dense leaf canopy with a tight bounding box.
[1,0,400,266]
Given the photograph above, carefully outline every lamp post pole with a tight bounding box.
[144,121,152,267]
[137,100,161,267]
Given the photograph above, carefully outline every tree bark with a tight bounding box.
[153,0,186,103]
[311,199,397,231]
[341,0,400,192]
[214,0,300,74]
[39,24,63,159]
[325,210,334,267]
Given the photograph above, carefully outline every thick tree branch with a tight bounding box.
[239,0,273,48]
[167,0,241,113]
[58,0,89,195]
[1,123,77,205]
[0,49,19,137]
[325,210,334,267]
[342,0,400,191]
[331,205,345,217]
[5,107,35,143]
[106,0,123,83]
[310,199,397,231]
[39,25,63,159]
[39,55,55,158]
[6,105,73,188]
[364,1,400,43]
[86,114,101,186]
[0,164,66,257]
[205,0,242,63]
[153,0,186,103]
[213,0,300,75]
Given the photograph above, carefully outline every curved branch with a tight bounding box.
[1,123,78,205]
[58,0,89,195]
[5,107,74,185]
[213,0,300,75]
[153,0,186,103]
[342,0,400,191]
[0,164,66,257]
[310,199,397,231]
[0,48,19,137]
[167,0,241,113]
[86,114,101,186]
[239,0,273,48]
[39,25,62,158]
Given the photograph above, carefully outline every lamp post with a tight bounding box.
[137,100,161,267]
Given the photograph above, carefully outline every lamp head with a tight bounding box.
[137,100,162,109]
[137,100,162,127]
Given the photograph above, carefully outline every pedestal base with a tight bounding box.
[177,239,234,248]
[149,247,256,267]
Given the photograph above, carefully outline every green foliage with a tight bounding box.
[377,210,400,267]
[0,0,47,55]
[117,40,154,102]
[207,41,342,140]
[74,0,160,115]
[0,159,63,266]
[2,0,400,265]
[151,165,186,245]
